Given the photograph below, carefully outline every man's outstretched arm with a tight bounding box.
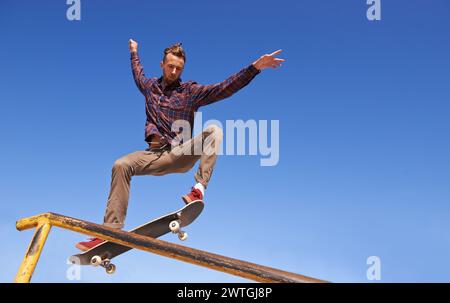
[190,50,285,108]
[129,39,152,94]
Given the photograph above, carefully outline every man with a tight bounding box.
[76,40,284,251]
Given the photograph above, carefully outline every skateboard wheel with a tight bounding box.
[178,231,188,241]
[106,264,116,275]
[90,255,102,267]
[169,220,180,233]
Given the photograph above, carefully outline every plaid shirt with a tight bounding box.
[131,51,260,145]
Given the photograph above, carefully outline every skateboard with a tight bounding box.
[69,200,204,274]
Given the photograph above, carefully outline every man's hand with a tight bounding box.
[129,39,138,53]
[252,49,285,71]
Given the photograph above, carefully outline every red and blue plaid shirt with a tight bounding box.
[131,51,260,145]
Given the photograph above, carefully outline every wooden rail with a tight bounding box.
[15,212,327,283]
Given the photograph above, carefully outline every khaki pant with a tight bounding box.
[103,125,223,229]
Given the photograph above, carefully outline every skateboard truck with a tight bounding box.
[90,256,116,274]
[169,215,188,241]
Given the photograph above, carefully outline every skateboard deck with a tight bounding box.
[69,200,204,273]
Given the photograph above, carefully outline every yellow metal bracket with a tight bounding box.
[15,218,52,283]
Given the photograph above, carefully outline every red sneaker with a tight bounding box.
[75,238,104,251]
[182,187,203,204]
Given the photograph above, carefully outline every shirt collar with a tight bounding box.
[158,76,182,91]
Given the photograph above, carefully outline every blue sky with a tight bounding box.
[1,0,450,282]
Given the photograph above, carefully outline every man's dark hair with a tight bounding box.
[163,42,186,63]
